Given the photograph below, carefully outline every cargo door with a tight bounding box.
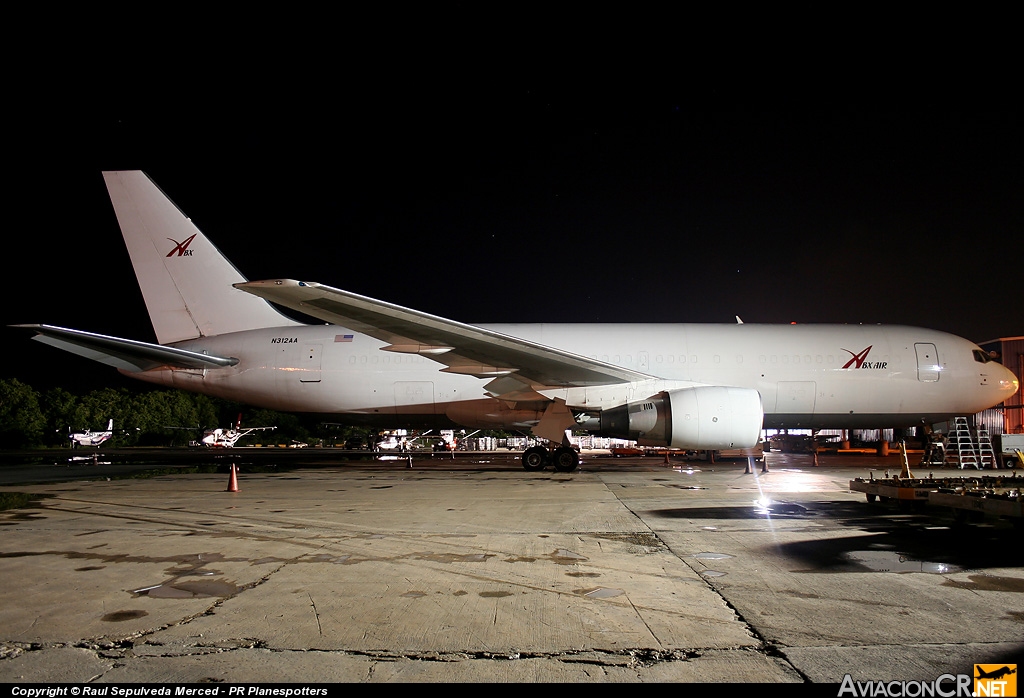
[915,343,940,382]
[394,381,435,416]
[775,381,816,415]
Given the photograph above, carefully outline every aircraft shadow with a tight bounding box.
[650,500,1023,572]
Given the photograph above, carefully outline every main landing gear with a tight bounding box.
[522,445,579,472]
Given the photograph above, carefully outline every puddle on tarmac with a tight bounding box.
[504,556,537,563]
[402,591,427,598]
[753,502,810,516]
[0,512,47,523]
[942,574,1024,592]
[844,550,963,574]
[479,591,514,598]
[567,571,601,578]
[125,552,246,599]
[582,587,624,599]
[102,610,149,622]
[701,570,727,578]
[132,578,239,598]
[304,553,354,564]
[416,553,493,563]
[693,552,734,560]
[549,549,588,564]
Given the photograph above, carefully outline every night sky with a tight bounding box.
[7,87,1021,392]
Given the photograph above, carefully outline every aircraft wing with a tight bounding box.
[235,280,652,390]
[13,325,239,372]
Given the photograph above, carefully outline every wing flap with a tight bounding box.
[235,279,651,387]
[14,325,239,372]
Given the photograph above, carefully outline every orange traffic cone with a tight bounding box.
[226,463,239,492]
[664,451,671,465]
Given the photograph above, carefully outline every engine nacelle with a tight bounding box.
[594,386,763,450]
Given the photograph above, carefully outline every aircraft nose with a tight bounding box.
[998,363,1020,400]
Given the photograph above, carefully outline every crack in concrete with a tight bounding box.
[307,593,323,638]
[0,559,295,682]
[604,481,809,678]
[1,636,780,672]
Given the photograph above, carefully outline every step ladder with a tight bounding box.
[944,417,981,469]
[975,426,997,469]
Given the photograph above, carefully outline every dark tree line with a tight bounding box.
[0,378,347,448]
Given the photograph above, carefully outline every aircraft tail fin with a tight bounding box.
[106,419,113,432]
[102,171,299,345]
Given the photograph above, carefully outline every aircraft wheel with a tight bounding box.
[522,446,548,471]
[553,447,579,472]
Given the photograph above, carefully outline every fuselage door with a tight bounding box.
[395,381,435,415]
[915,343,940,382]
[776,381,816,416]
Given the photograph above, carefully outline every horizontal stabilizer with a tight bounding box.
[13,325,239,372]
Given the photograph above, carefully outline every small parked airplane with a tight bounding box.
[17,172,1019,471]
[69,419,114,448]
[200,415,276,448]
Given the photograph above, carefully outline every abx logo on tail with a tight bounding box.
[166,234,197,257]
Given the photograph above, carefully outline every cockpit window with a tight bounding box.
[973,349,992,364]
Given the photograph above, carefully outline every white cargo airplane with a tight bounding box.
[17,172,1019,471]
[69,419,114,448]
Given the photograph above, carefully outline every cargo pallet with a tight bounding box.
[928,490,1023,523]
[850,474,1023,523]
[850,476,935,507]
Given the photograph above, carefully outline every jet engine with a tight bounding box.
[589,386,763,450]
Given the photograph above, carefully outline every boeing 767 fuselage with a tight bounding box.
[18,172,1019,471]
